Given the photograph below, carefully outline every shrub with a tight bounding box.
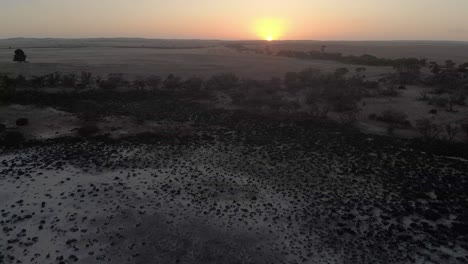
[322,83,362,113]
[376,109,410,127]
[334,67,349,77]
[205,73,239,91]
[31,76,46,88]
[44,72,62,87]
[14,75,28,88]
[3,131,24,146]
[418,89,429,101]
[307,104,329,119]
[62,73,77,88]
[163,74,182,90]
[133,79,146,90]
[79,71,93,88]
[450,93,467,106]
[145,76,162,91]
[78,125,100,138]
[284,71,302,90]
[428,96,449,107]
[415,118,441,140]
[73,100,102,121]
[182,77,204,92]
[379,86,399,97]
[0,74,16,103]
[328,96,359,112]
[445,123,459,142]
[461,122,468,143]
[338,111,358,125]
[98,73,127,90]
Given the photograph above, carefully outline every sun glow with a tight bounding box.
[254,18,285,41]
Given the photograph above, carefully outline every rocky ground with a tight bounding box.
[1,111,467,264]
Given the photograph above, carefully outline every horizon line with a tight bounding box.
[1,37,468,43]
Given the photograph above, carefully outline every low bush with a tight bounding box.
[379,86,399,97]
[163,74,183,90]
[205,73,239,91]
[98,73,127,90]
[0,74,16,103]
[445,123,459,142]
[182,76,204,92]
[462,122,468,143]
[415,118,441,140]
[3,131,24,146]
[78,125,100,138]
[62,73,77,88]
[428,96,449,107]
[79,71,93,88]
[145,76,162,91]
[376,109,410,127]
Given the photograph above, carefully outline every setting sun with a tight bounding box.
[254,18,286,41]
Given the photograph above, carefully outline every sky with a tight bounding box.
[1,0,468,41]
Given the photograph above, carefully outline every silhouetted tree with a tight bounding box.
[13,49,27,62]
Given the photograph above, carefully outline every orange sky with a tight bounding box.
[1,0,468,40]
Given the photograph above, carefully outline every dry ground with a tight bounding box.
[0,45,390,79]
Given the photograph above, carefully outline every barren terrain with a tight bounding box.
[1,39,468,264]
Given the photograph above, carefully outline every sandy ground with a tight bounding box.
[0,45,390,79]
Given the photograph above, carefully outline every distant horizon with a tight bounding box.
[1,37,468,43]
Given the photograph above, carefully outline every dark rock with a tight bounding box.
[422,209,442,221]
[16,118,29,126]
[452,223,468,235]
[0,123,6,132]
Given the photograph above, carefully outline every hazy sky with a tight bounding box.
[1,0,468,40]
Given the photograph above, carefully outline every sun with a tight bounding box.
[254,18,285,41]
